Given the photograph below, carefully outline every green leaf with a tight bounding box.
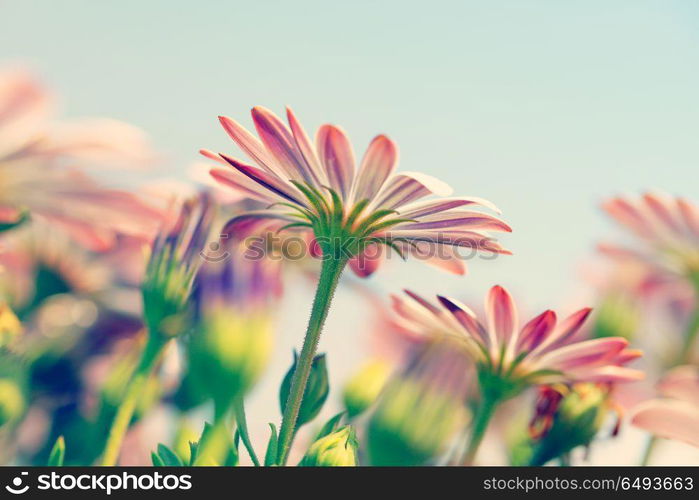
[233,400,260,466]
[187,441,198,466]
[156,444,183,466]
[344,199,369,228]
[151,452,165,467]
[279,352,329,429]
[47,436,65,466]
[264,423,278,466]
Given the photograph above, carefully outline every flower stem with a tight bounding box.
[462,392,502,465]
[276,256,347,465]
[640,436,658,466]
[101,335,166,466]
[675,304,699,365]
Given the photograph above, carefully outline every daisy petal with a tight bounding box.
[286,107,325,185]
[539,337,628,372]
[374,172,452,210]
[533,308,592,354]
[394,212,512,232]
[517,310,557,352]
[485,285,518,347]
[220,154,302,205]
[569,365,644,383]
[218,115,283,178]
[438,295,489,346]
[398,197,501,219]
[251,106,315,184]
[632,399,699,448]
[353,135,398,202]
[678,198,699,237]
[210,168,277,204]
[657,366,699,406]
[316,124,355,200]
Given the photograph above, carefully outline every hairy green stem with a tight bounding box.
[101,335,165,466]
[462,393,502,465]
[276,256,347,465]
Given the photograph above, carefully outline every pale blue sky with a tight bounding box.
[4,0,699,308]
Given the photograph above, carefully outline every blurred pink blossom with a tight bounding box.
[632,365,699,448]
[0,69,164,250]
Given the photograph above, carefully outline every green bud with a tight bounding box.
[299,425,358,466]
[526,384,611,465]
[142,193,215,340]
[0,378,25,427]
[367,341,470,466]
[189,309,272,412]
[593,294,639,340]
[367,378,467,465]
[142,260,194,339]
[279,352,329,429]
[342,359,391,418]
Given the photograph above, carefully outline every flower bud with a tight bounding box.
[299,425,358,466]
[342,359,391,418]
[187,243,280,413]
[524,383,611,465]
[142,193,215,339]
[189,309,272,411]
[367,340,470,466]
[0,378,25,427]
[279,352,329,429]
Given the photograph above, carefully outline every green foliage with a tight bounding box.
[47,436,65,466]
[367,377,467,466]
[264,424,278,466]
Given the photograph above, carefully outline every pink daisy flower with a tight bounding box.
[601,193,699,278]
[390,285,643,389]
[632,365,699,448]
[203,106,511,277]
